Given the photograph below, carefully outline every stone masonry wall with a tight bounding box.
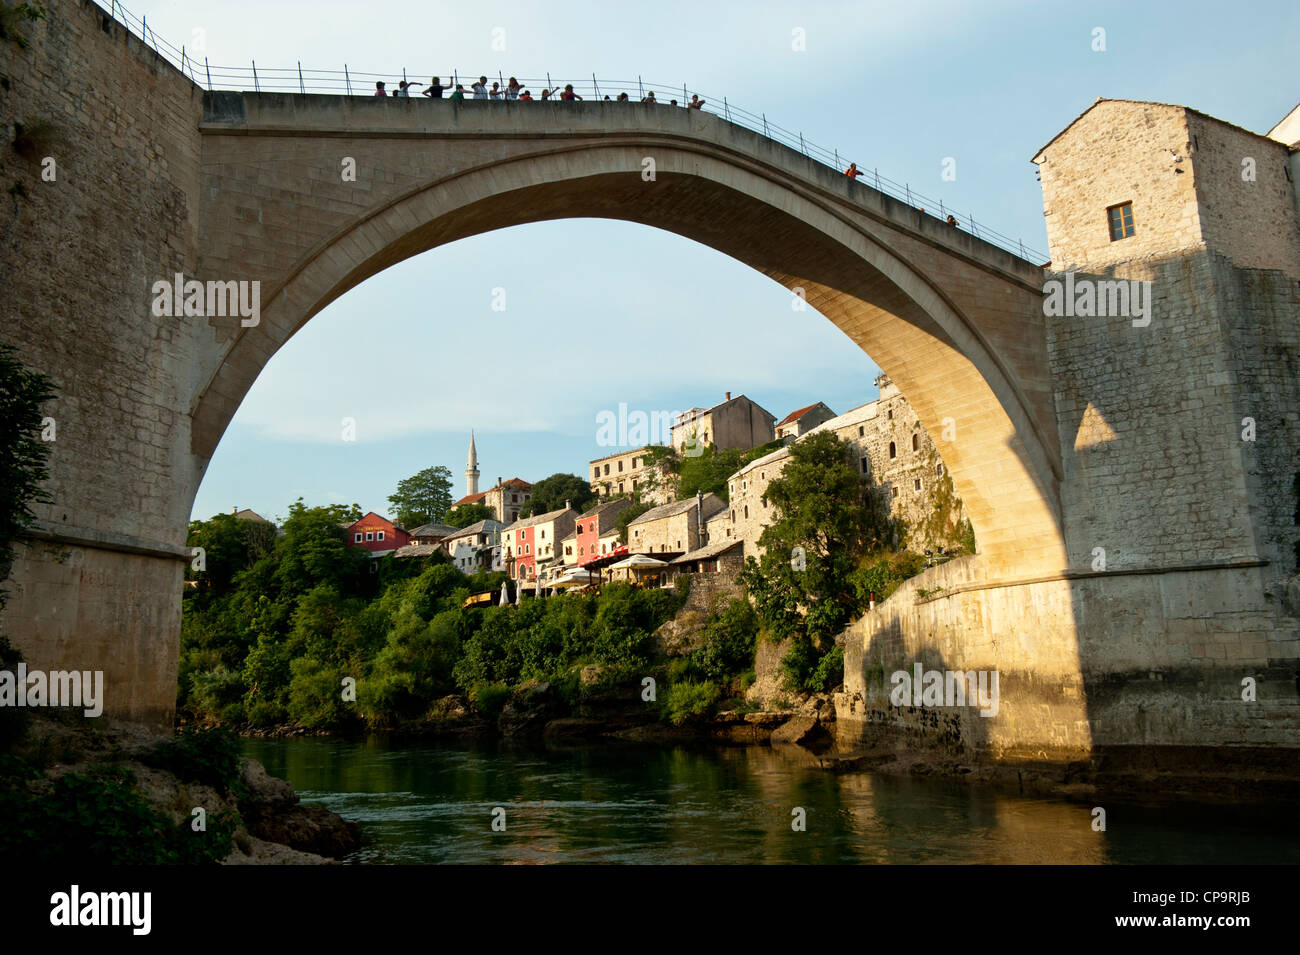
[1037,101,1201,272]
[1188,112,1300,279]
[0,0,206,724]
[1047,252,1262,571]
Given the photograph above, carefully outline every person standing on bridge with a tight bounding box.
[450,84,467,101]
[560,83,582,101]
[642,90,656,104]
[489,81,503,99]
[519,88,533,101]
[374,81,387,97]
[688,94,705,109]
[506,77,522,99]
[471,76,489,99]
[845,162,864,181]
[423,77,445,98]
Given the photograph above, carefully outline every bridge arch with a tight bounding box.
[192,127,1064,576]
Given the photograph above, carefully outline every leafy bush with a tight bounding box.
[285,657,350,730]
[187,665,246,723]
[142,727,245,795]
[661,680,720,724]
[247,701,285,728]
[471,682,510,717]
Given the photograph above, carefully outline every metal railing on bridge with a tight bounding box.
[104,0,1047,263]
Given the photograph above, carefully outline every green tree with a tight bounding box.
[445,502,493,528]
[520,473,593,518]
[740,431,894,685]
[272,499,369,598]
[388,466,454,529]
[0,345,55,611]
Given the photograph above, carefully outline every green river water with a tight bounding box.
[242,736,1299,865]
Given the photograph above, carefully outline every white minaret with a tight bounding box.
[466,431,480,497]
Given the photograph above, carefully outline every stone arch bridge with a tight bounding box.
[2,4,1295,777]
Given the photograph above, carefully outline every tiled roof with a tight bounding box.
[504,504,577,530]
[628,492,725,526]
[409,522,458,538]
[775,403,822,428]
[445,518,504,539]
[670,538,743,563]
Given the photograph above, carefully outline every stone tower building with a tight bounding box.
[466,431,480,498]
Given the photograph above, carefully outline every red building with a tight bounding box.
[345,512,410,557]
[575,498,632,567]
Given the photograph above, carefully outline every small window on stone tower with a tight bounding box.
[912,433,919,452]
[1108,202,1135,241]
[889,441,896,459]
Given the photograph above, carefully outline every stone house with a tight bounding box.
[453,476,532,524]
[627,492,726,559]
[440,518,505,573]
[588,447,671,504]
[774,401,837,440]
[669,392,776,455]
[725,375,967,561]
[1033,98,1300,277]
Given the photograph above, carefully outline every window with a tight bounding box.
[604,464,610,475]
[858,425,865,437]
[525,544,530,554]
[593,468,599,479]
[618,460,623,472]
[632,458,639,468]
[889,441,896,459]
[577,525,584,536]
[619,482,624,493]
[632,479,638,490]
[377,530,385,541]
[1108,202,1135,241]
[540,530,545,539]
[861,457,869,473]
[937,463,944,476]
[511,494,518,502]
[891,486,899,498]
[912,433,919,452]
[589,521,596,533]
[354,533,363,542]
[913,478,922,492]
[744,506,749,519]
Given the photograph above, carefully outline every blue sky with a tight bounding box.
[143,0,1300,525]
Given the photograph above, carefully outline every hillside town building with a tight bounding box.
[774,402,836,440]
[502,503,579,583]
[454,475,533,524]
[345,512,410,558]
[627,492,726,559]
[669,392,776,454]
[588,447,670,504]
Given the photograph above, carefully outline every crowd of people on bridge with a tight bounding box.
[371,75,705,110]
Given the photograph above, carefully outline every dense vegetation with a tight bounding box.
[179,501,737,729]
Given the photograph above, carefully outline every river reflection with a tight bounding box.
[242,737,1297,865]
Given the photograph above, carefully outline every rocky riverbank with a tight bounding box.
[4,715,360,864]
